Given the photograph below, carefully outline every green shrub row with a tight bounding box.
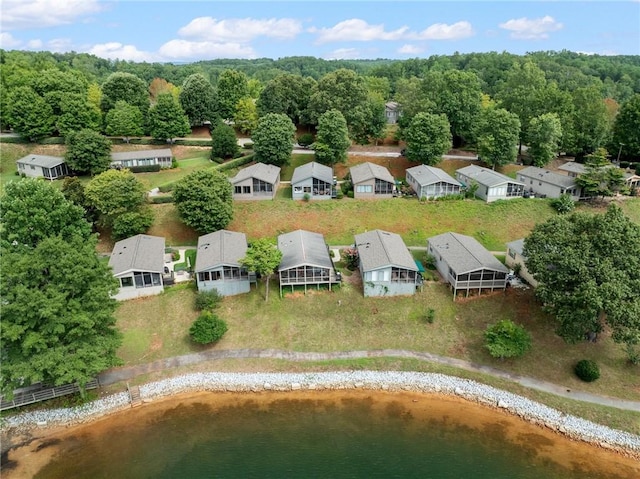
[158,182,175,193]
[150,195,174,204]
[128,164,162,173]
[216,154,255,172]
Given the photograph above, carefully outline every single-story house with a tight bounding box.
[110,149,173,169]
[455,165,525,202]
[557,161,587,178]
[354,229,421,297]
[277,230,340,296]
[350,162,396,199]
[195,230,254,296]
[385,101,400,124]
[16,155,69,180]
[291,161,335,200]
[517,166,581,200]
[427,232,508,299]
[405,165,462,199]
[231,162,281,200]
[505,238,538,287]
[108,234,166,301]
[625,171,640,192]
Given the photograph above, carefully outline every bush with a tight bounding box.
[171,249,180,261]
[550,193,575,214]
[190,311,228,344]
[297,132,314,147]
[171,157,178,168]
[194,289,222,311]
[425,308,435,324]
[619,161,629,169]
[111,210,154,241]
[150,195,174,204]
[635,163,640,175]
[158,182,175,193]
[242,142,254,149]
[127,164,162,173]
[347,190,354,198]
[216,154,254,172]
[303,193,311,202]
[484,320,532,359]
[574,359,600,382]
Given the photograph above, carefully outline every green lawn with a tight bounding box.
[280,154,314,181]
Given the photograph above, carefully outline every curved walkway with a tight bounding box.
[98,348,640,412]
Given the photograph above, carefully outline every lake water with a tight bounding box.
[30,392,637,479]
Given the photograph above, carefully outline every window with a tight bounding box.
[375,179,393,195]
[303,186,311,193]
[30,165,36,170]
[294,186,302,193]
[243,186,251,194]
[133,272,161,288]
[199,271,211,282]
[253,178,273,193]
[508,249,516,259]
[234,186,242,194]
[355,185,373,193]
[120,277,133,287]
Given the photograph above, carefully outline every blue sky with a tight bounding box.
[1,1,639,62]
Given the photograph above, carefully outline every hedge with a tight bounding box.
[128,164,161,173]
[216,154,255,172]
[150,195,174,204]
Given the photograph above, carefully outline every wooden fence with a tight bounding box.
[0,378,100,411]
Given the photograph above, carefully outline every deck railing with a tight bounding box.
[0,378,100,411]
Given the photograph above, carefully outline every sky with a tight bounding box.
[1,1,639,62]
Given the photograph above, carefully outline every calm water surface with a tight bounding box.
[34,395,630,479]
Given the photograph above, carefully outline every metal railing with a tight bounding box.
[0,378,100,411]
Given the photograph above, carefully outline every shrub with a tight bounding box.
[171,157,178,168]
[150,195,174,204]
[424,254,437,270]
[342,247,359,270]
[347,190,354,198]
[574,359,600,382]
[190,311,228,344]
[635,163,640,175]
[216,154,254,172]
[242,142,254,149]
[550,194,575,214]
[484,320,532,359]
[619,161,629,169]
[297,132,314,148]
[158,182,175,193]
[194,289,222,311]
[425,308,435,324]
[303,193,311,202]
[111,210,154,241]
[128,164,161,173]
[171,249,180,261]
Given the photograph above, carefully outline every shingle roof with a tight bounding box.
[16,154,65,169]
[385,101,399,110]
[277,230,333,271]
[195,230,248,272]
[111,149,172,162]
[109,234,165,275]
[406,165,461,187]
[428,232,508,275]
[350,162,394,184]
[231,162,281,184]
[517,166,577,188]
[291,161,333,185]
[558,162,587,174]
[355,229,417,272]
[506,238,525,257]
[456,165,523,188]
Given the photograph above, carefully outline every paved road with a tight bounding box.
[98,348,640,412]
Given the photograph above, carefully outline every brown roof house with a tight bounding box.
[350,162,396,199]
[16,155,69,180]
[231,163,281,200]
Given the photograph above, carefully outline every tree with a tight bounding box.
[307,68,369,128]
[523,205,640,356]
[189,311,228,344]
[568,86,610,158]
[349,94,387,145]
[252,113,296,167]
[210,120,240,160]
[85,169,148,228]
[484,320,532,359]
[257,73,316,126]
[0,236,122,395]
[403,112,452,166]
[147,93,191,143]
[233,97,259,134]
[179,73,218,127]
[611,94,640,161]
[173,169,233,234]
[100,72,150,118]
[61,176,98,224]
[149,77,174,103]
[240,238,282,301]
[477,108,521,169]
[313,109,351,166]
[217,69,249,120]
[0,179,92,249]
[575,148,626,199]
[56,93,102,137]
[7,86,55,141]
[105,100,144,143]
[65,129,113,175]
[111,210,154,241]
[527,113,562,167]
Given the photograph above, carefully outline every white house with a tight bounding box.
[350,162,396,199]
[405,165,462,199]
[16,155,69,180]
[517,166,581,200]
[291,162,334,200]
[110,149,173,169]
[455,165,525,202]
[230,163,281,200]
[505,238,538,287]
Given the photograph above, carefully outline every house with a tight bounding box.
[350,162,396,199]
[557,161,587,178]
[405,165,462,199]
[277,230,340,296]
[110,149,173,169]
[427,232,508,299]
[354,229,420,297]
[16,155,69,180]
[455,165,525,202]
[195,230,254,296]
[109,234,166,301]
[385,101,400,124]
[517,166,581,200]
[505,239,538,287]
[291,161,335,200]
[624,171,640,193]
[230,162,281,200]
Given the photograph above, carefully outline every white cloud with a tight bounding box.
[1,0,104,30]
[413,21,474,40]
[88,42,157,62]
[499,15,563,40]
[27,39,43,49]
[177,17,302,42]
[311,19,409,43]
[398,44,424,55]
[324,48,362,60]
[158,39,257,60]
[47,38,74,52]
[0,32,22,49]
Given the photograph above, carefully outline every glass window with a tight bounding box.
[356,185,373,193]
[294,186,302,192]
[243,186,251,194]
[303,186,311,193]
[199,271,211,282]
[234,186,242,194]
[121,277,133,287]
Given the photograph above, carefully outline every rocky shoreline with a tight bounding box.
[3,371,639,458]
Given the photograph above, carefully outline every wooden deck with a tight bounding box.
[0,378,100,411]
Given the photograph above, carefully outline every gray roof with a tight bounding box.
[278,230,333,271]
[109,234,165,275]
[291,161,333,185]
[350,162,394,185]
[16,154,65,169]
[231,162,281,185]
[456,165,524,188]
[558,162,587,174]
[111,149,173,162]
[385,101,399,110]
[406,165,461,187]
[517,166,577,188]
[506,238,525,257]
[428,232,508,275]
[195,230,248,272]
[355,229,417,272]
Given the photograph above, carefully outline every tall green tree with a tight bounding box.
[568,86,610,158]
[575,148,626,199]
[1,236,122,395]
[527,113,563,167]
[313,109,351,166]
[56,93,102,137]
[477,108,521,169]
[240,238,282,301]
[105,100,144,143]
[252,113,296,167]
[173,169,233,234]
[210,120,240,160]
[217,69,249,120]
[611,94,640,161]
[179,73,218,127]
[65,129,113,175]
[257,73,316,126]
[147,93,191,143]
[349,94,387,145]
[523,205,640,356]
[233,97,259,134]
[100,72,150,118]
[307,68,369,128]
[7,86,55,141]
[404,112,452,166]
